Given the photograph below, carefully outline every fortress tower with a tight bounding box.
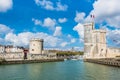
[84,22,95,58]
[29,38,44,54]
[84,22,107,58]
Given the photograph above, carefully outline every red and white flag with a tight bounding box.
[90,15,95,19]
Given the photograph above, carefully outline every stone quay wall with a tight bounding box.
[0,53,63,65]
[84,58,120,67]
[0,59,64,65]
[0,53,24,61]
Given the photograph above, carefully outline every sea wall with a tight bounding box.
[0,53,63,65]
[0,59,64,65]
[0,53,24,60]
[84,58,120,67]
[0,52,57,61]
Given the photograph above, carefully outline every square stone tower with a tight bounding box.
[84,22,95,58]
[84,22,107,58]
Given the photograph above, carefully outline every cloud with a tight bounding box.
[0,24,13,35]
[53,26,62,36]
[60,42,68,47]
[32,17,57,30]
[58,18,67,23]
[43,17,56,28]
[32,18,42,25]
[73,0,120,29]
[0,24,78,49]
[35,0,54,10]
[34,0,68,11]
[71,38,76,43]
[89,0,120,28]
[0,0,13,12]
[73,23,84,42]
[4,31,78,48]
[5,32,61,47]
[56,2,68,11]
[107,28,120,47]
[74,11,86,23]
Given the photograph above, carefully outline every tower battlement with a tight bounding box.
[30,38,44,42]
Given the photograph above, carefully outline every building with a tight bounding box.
[29,38,57,59]
[0,45,5,53]
[29,38,44,54]
[0,45,23,53]
[84,22,120,59]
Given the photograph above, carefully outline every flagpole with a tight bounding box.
[90,14,95,29]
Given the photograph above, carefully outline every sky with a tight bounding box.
[0,0,120,50]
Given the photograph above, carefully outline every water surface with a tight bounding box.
[0,60,120,80]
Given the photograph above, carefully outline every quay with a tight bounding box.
[84,58,120,67]
[0,59,64,65]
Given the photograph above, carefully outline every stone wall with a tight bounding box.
[0,53,24,61]
[0,52,57,61]
[106,48,120,58]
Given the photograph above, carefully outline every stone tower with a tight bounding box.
[84,22,107,58]
[94,30,107,57]
[84,22,94,58]
[29,38,44,54]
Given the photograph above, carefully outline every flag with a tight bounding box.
[90,15,95,18]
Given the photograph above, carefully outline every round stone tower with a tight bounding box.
[29,38,44,54]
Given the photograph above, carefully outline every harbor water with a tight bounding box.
[0,60,120,80]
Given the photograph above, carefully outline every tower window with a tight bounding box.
[32,49,34,51]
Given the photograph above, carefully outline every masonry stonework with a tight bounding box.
[84,22,120,59]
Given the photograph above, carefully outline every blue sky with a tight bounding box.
[0,0,120,50]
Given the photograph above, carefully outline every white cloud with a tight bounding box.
[89,0,120,28]
[34,0,68,11]
[0,24,13,35]
[58,18,67,23]
[32,18,42,26]
[56,2,68,11]
[5,32,61,47]
[67,34,72,38]
[0,0,13,12]
[43,17,56,28]
[53,26,62,36]
[73,23,84,42]
[71,38,76,43]
[107,29,120,46]
[74,12,86,23]
[60,42,68,47]
[32,17,57,30]
[35,0,54,10]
